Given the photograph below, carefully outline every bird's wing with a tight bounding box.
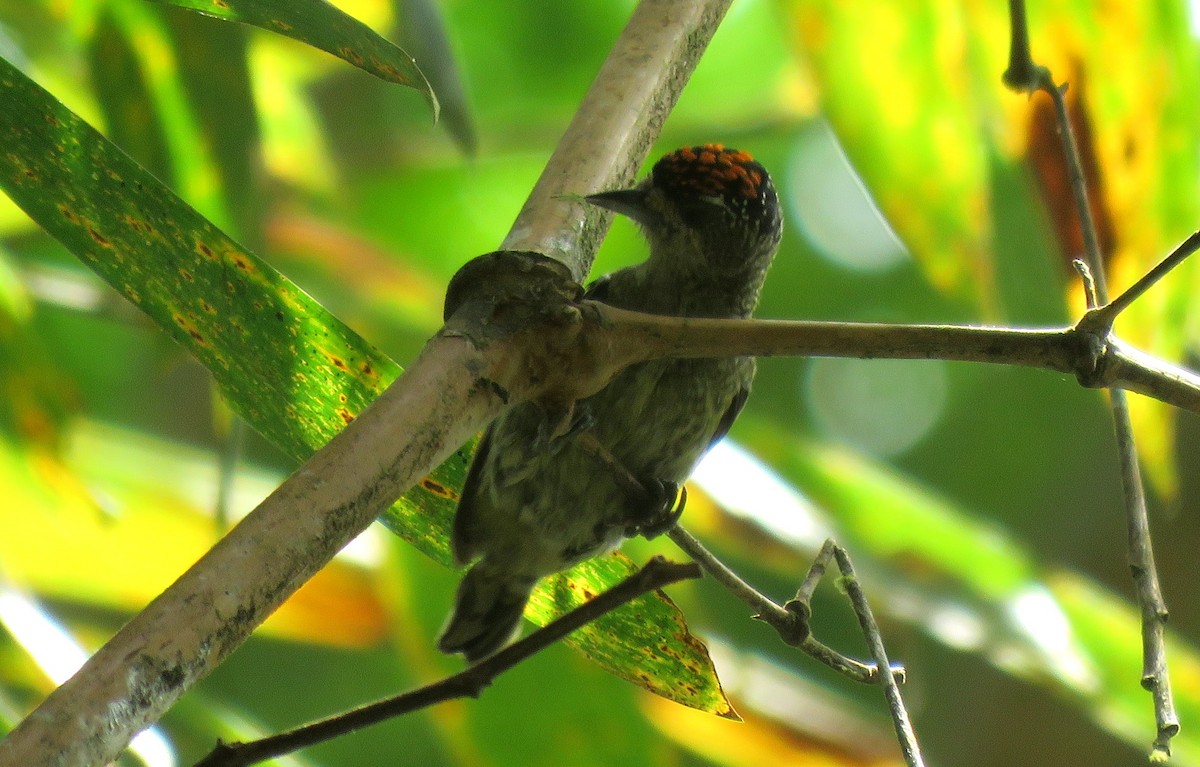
[708,382,749,450]
[451,426,495,565]
[582,274,612,302]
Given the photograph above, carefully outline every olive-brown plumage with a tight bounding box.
[438,145,783,661]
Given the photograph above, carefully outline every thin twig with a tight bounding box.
[666,528,803,640]
[1003,0,1178,755]
[1086,230,1200,330]
[668,530,921,764]
[593,308,1200,416]
[792,538,837,606]
[1038,49,1180,767]
[831,546,924,767]
[195,557,701,767]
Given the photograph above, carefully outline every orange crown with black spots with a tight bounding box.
[651,144,779,236]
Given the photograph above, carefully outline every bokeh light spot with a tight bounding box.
[805,357,947,456]
[787,122,909,272]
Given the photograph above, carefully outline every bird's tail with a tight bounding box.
[438,562,535,662]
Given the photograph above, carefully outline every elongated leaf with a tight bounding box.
[535,555,734,718]
[0,56,725,714]
[163,5,265,241]
[149,0,438,117]
[396,0,475,154]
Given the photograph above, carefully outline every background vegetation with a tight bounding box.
[1,1,1200,765]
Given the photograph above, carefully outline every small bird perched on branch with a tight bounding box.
[438,144,784,661]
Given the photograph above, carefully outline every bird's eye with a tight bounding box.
[674,195,726,229]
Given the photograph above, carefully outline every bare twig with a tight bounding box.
[1085,231,1200,331]
[592,307,1200,416]
[830,546,924,767]
[1003,1,1178,756]
[195,557,700,767]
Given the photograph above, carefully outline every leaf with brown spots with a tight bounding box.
[0,55,457,561]
[530,553,735,719]
[147,0,437,117]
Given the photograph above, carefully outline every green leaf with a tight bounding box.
[533,555,735,719]
[0,56,727,715]
[0,56,415,504]
[148,0,438,118]
[88,9,173,186]
[96,0,236,231]
[162,4,265,242]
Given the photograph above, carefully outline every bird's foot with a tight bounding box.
[626,480,687,539]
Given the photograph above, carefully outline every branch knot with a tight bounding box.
[1068,318,1115,389]
[443,250,583,334]
[441,250,618,438]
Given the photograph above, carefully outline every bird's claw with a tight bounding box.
[626,480,687,539]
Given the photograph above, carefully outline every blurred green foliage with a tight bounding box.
[1,1,1200,766]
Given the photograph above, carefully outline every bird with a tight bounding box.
[438,144,783,662]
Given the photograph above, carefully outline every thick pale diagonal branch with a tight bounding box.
[0,334,501,767]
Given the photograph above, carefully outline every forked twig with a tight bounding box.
[667,528,887,682]
[669,532,923,767]
[1085,231,1200,332]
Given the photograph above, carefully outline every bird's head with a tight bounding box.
[586,144,783,277]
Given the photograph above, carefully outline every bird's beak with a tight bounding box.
[585,188,656,227]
